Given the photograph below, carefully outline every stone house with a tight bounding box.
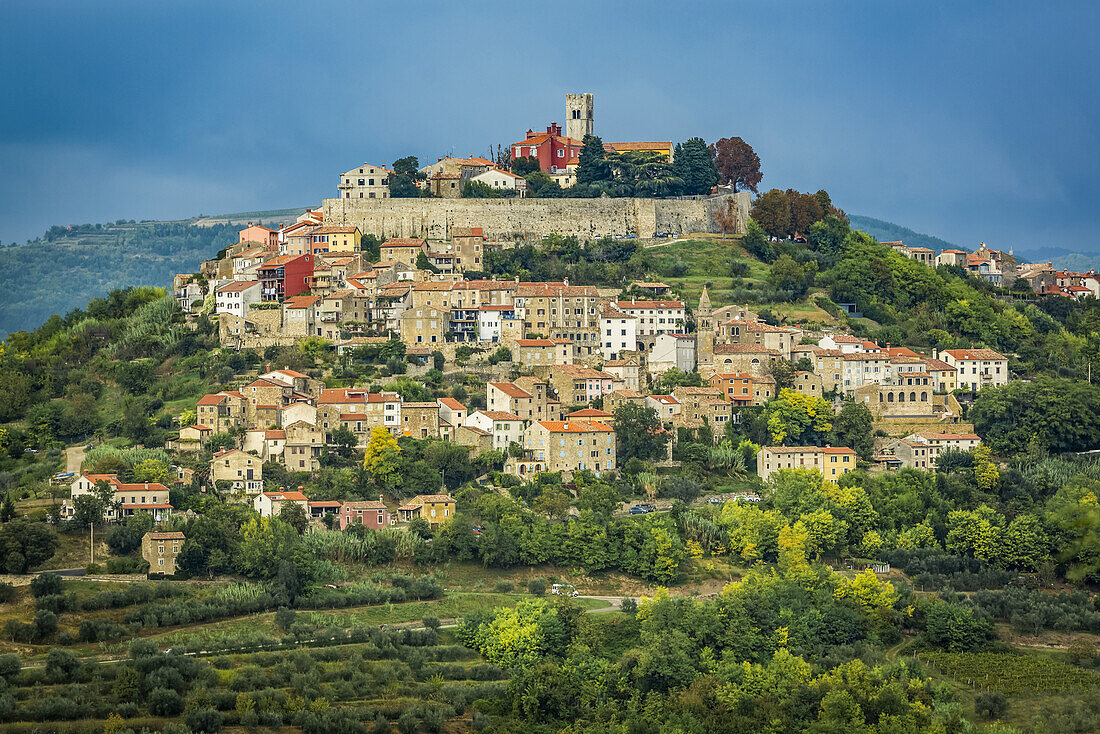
[517,419,616,476]
[401,402,440,439]
[142,531,185,575]
[400,306,445,347]
[210,449,263,495]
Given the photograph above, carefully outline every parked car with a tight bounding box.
[550,584,579,597]
[707,496,726,505]
[629,504,653,515]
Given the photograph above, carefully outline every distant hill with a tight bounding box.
[848,215,964,253]
[0,207,308,336]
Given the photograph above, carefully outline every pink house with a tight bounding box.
[339,498,390,530]
[238,223,279,248]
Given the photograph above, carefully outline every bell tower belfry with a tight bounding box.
[565,93,594,141]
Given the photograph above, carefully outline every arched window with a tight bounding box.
[921,391,928,401]
[887,392,894,402]
[898,392,905,402]
[910,392,917,402]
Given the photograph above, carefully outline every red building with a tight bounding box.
[338,499,390,530]
[257,254,313,302]
[511,123,582,173]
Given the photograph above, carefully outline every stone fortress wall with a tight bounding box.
[321,192,750,241]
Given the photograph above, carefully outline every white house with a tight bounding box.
[465,410,526,452]
[63,474,173,522]
[648,332,696,375]
[470,168,528,195]
[477,305,519,343]
[938,349,1009,391]
[216,280,262,317]
[600,304,637,359]
[613,299,686,337]
[254,490,309,518]
[645,394,681,421]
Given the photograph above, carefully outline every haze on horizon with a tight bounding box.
[0,0,1096,252]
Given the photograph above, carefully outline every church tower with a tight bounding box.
[695,285,715,373]
[566,93,594,141]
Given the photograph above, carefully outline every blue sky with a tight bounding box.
[0,0,1096,250]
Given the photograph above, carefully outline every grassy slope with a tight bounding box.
[647,236,839,326]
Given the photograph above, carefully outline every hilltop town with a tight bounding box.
[2,92,1100,734]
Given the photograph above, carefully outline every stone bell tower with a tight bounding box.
[566,93,594,141]
[695,285,715,373]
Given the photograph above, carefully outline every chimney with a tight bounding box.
[563,276,569,287]
[379,494,384,504]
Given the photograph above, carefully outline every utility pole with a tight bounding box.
[89,522,94,567]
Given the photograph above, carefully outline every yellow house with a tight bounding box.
[397,494,456,528]
[756,446,857,481]
[310,226,362,254]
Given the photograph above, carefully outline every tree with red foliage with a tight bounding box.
[710,137,762,193]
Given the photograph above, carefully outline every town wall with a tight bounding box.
[321,193,750,241]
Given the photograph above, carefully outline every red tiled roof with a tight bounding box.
[941,348,1006,361]
[217,280,260,293]
[537,420,614,432]
[381,238,427,247]
[490,382,532,399]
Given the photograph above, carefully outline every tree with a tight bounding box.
[751,190,792,239]
[533,487,572,520]
[510,155,541,176]
[674,137,718,195]
[237,517,301,580]
[766,389,834,445]
[766,254,816,298]
[279,502,309,534]
[0,495,14,523]
[131,458,173,484]
[0,519,58,573]
[576,134,611,185]
[362,427,402,490]
[389,156,423,198]
[462,180,503,198]
[710,136,762,192]
[328,426,358,460]
[742,219,775,262]
[614,403,670,462]
[712,196,741,238]
[832,401,873,460]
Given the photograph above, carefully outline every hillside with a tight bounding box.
[848,214,964,252]
[0,208,308,337]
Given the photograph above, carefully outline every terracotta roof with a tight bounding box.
[941,348,1006,361]
[711,372,753,379]
[264,491,308,502]
[615,300,685,309]
[604,141,672,152]
[412,494,455,503]
[259,254,309,268]
[478,410,522,421]
[284,295,322,308]
[265,430,286,439]
[342,500,385,510]
[921,433,981,441]
[460,425,490,436]
[923,358,956,371]
[648,395,680,405]
[763,445,856,454]
[197,394,227,405]
[552,365,613,379]
[311,226,359,235]
[537,420,614,433]
[438,398,466,410]
[713,344,780,355]
[148,531,185,540]
[381,238,427,247]
[516,339,555,347]
[217,280,260,293]
[566,408,613,418]
[308,500,343,508]
[490,382,532,399]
